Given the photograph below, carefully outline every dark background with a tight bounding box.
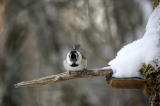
[0,0,152,106]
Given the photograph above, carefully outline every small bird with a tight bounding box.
[63,44,87,71]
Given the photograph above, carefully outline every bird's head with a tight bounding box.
[66,50,82,67]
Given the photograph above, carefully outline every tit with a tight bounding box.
[63,44,87,71]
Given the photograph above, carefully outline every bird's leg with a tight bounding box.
[69,71,72,75]
[80,68,87,74]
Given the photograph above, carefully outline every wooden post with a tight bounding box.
[143,1,160,105]
[140,64,160,106]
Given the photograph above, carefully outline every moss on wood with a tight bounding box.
[152,0,160,8]
[140,64,160,96]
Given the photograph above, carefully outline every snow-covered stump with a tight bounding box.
[107,2,160,105]
[146,1,160,105]
[140,64,160,106]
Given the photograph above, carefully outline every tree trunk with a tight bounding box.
[140,63,160,106]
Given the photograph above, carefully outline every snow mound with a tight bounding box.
[108,4,160,78]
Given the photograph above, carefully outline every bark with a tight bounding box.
[140,64,160,106]
[140,1,160,105]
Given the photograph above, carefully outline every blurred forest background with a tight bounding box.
[0,0,153,106]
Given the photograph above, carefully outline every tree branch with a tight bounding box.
[15,67,113,88]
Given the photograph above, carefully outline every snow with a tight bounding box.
[108,4,160,78]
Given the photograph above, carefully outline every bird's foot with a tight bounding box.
[79,68,87,74]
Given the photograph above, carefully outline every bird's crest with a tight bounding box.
[73,44,80,50]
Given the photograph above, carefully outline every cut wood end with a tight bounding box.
[107,78,147,89]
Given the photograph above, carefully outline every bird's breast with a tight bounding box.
[70,63,79,67]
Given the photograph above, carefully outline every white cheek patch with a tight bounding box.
[76,52,82,64]
[66,52,72,65]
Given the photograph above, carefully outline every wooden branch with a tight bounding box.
[15,67,112,88]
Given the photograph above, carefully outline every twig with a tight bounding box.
[15,67,112,88]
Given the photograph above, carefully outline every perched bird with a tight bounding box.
[63,44,87,71]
